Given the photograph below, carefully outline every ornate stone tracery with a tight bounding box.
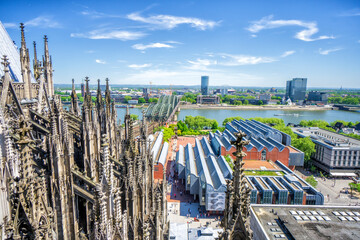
[0,24,168,240]
[220,131,253,240]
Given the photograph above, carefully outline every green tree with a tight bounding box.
[185,116,219,130]
[233,100,242,105]
[60,96,71,102]
[223,116,244,126]
[181,93,198,104]
[177,120,189,132]
[292,137,316,163]
[148,98,158,103]
[224,155,234,170]
[299,120,334,132]
[162,127,175,142]
[130,114,138,121]
[243,99,249,105]
[138,97,146,103]
[124,96,132,103]
[211,121,219,130]
[305,175,318,188]
[258,100,263,105]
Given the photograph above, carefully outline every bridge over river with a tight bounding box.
[145,95,181,123]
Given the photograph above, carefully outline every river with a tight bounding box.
[115,107,359,125]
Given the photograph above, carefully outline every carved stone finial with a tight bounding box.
[1,55,9,69]
[20,23,25,42]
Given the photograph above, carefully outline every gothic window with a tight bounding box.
[261,150,266,161]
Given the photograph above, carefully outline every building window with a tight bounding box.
[261,150,266,161]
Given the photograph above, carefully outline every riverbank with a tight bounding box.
[179,104,333,111]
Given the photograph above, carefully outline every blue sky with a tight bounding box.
[1,0,360,87]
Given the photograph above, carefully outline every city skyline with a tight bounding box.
[1,0,359,87]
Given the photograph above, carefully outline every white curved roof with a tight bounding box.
[177,145,185,166]
[194,138,213,187]
[158,142,168,166]
[151,132,163,161]
[185,143,197,177]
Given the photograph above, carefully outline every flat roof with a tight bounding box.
[255,177,271,190]
[243,160,278,170]
[292,127,360,149]
[251,205,360,240]
[268,177,285,190]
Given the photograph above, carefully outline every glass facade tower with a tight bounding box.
[285,78,307,102]
[201,76,209,95]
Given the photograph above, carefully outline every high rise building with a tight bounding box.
[308,91,328,104]
[201,76,209,95]
[285,78,307,102]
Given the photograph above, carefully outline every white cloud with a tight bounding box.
[71,29,146,40]
[3,16,61,29]
[2,22,17,28]
[318,48,342,55]
[95,59,106,64]
[281,50,295,57]
[128,63,152,68]
[80,10,122,19]
[122,69,262,86]
[186,58,218,70]
[186,51,294,70]
[25,16,61,28]
[127,12,219,30]
[132,42,174,50]
[218,53,276,66]
[85,50,95,54]
[247,15,334,42]
[339,8,360,17]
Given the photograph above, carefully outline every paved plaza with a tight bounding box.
[295,168,360,206]
[166,137,223,239]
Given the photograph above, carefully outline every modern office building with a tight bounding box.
[210,119,304,169]
[201,76,209,95]
[176,141,323,211]
[285,78,307,102]
[307,91,328,104]
[176,138,228,212]
[251,205,360,240]
[197,95,220,104]
[292,127,360,176]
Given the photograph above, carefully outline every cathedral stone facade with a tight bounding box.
[220,131,253,240]
[0,24,168,240]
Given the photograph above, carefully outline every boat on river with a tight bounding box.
[274,113,300,117]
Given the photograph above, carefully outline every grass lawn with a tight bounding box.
[244,170,285,176]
